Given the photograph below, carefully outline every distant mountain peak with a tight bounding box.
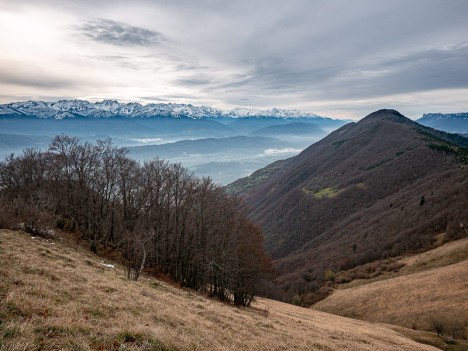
[0,99,331,120]
[360,109,410,125]
[366,108,404,117]
[417,112,468,134]
[232,109,468,302]
[420,112,468,120]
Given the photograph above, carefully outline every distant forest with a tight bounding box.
[0,135,271,306]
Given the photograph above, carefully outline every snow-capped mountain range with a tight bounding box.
[417,112,468,134]
[419,112,468,121]
[0,99,326,120]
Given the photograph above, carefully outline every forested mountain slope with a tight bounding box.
[236,109,468,301]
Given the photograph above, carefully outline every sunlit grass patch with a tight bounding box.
[313,187,340,199]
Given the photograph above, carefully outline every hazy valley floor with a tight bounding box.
[0,229,440,351]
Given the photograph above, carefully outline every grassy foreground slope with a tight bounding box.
[313,238,468,336]
[0,229,438,351]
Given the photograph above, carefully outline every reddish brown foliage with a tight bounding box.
[238,110,468,302]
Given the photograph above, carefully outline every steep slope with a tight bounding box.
[313,238,468,338]
[238,109,468,300]
[418,112,468,133]
[0,229,438,351]
[224,158,293,196]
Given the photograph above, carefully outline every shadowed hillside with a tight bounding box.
[232,109,468,302]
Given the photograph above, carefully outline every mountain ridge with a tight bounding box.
[226,110,468,196]
[0,99,335,121]
[231,109,468,302]
[420,112,468,120]
[249,122,325,137]
[417,112,468,133]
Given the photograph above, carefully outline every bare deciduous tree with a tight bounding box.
[0,136,271,305]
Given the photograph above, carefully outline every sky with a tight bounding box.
[0,0,467,120]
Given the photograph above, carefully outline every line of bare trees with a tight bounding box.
[0,135,271,306]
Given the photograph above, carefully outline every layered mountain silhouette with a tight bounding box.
[227,109,468,300]
[417,112,468,134]
[250,122,325,137]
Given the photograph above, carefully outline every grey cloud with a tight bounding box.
[90,54,146,70]
[175,77,215,87]
[0,67,73,89]
[201,40,468,104]
[319,43,468,100]
[175,63,210,71]
[77,18,165,47]
[137,95,209,105]
[138,96,168,102]
[4,0,468,118]
[179,0,468,105]
[381,43,468,68]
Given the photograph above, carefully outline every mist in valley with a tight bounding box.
[0,115,340,184]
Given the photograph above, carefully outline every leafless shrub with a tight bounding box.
[447,320,466,340]
[432,319,445,337]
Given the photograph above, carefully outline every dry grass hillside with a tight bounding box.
[0,229,440,351]
[313,238,468,344]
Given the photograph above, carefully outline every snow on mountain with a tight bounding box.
[0,105,19,115]
[420,112,468,121]
[417,112,468,134]
[0,99,326,120]
[227,107,321,118]
[49,100,96,117]
[6,101,74,119]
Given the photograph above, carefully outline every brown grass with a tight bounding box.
[337,237,468,289]
[0,229,440,351]
[400,237,468,273]
[313,238,468,339]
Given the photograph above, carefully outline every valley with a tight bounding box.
[126,136,303,184]
[0,101,341,184]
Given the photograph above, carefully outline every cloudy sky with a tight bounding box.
[0,0,467,119]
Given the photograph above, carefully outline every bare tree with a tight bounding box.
[0,135,272,301]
